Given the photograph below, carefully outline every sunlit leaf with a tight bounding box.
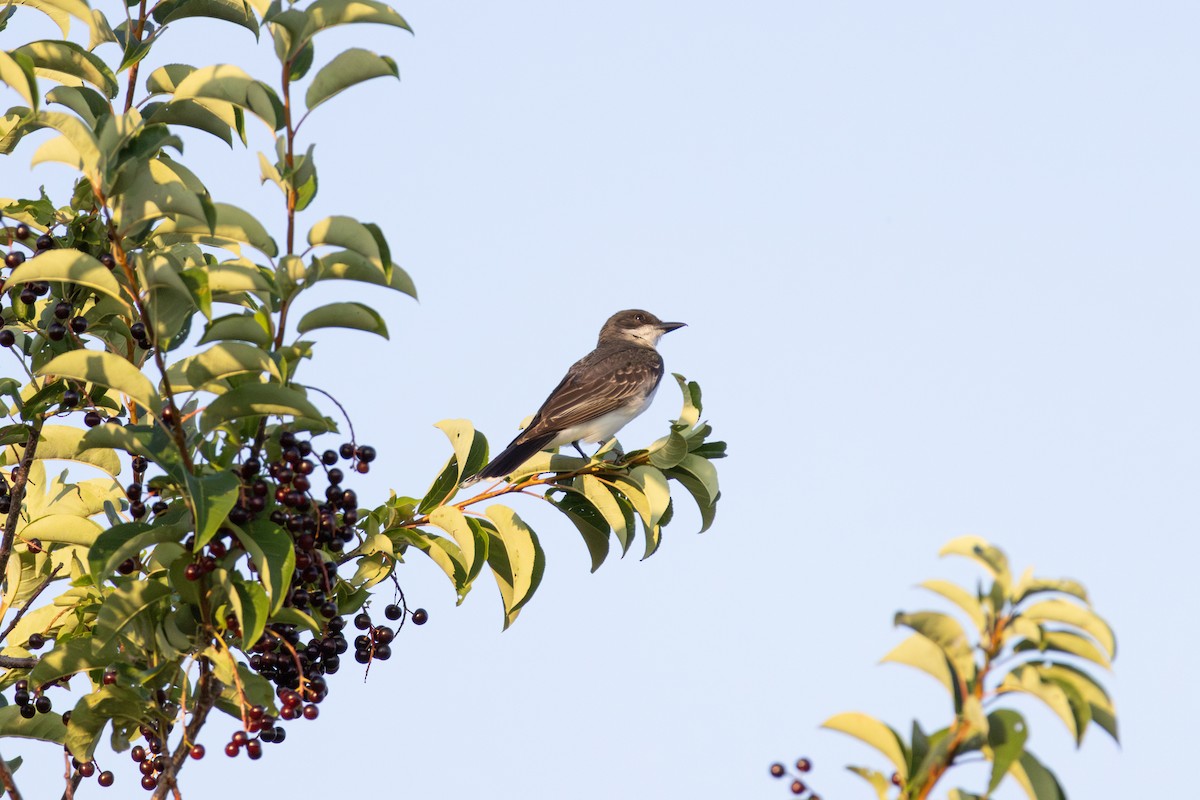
[821,712,908,779]
[296,301,388,338]
[919,578,986,632]
[94,580,172,647]
[199,382,328,435]
[880,633,956,695]
[1018,598,1115,660]
[13,40,118,98]
[232,521,297,614]
[940,535,1011,592]
[305,47,398,111]
[485,505,544,629]
[38,350,160,414]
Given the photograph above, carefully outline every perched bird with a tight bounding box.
[468,309,686,482]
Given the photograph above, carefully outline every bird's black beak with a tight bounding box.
[658,321,686,334]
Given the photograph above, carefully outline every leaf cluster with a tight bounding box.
[818,538,1116,800]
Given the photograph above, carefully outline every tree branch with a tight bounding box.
[0,748,22,800]
[0,420,43,591]
[0,563,62,643]
[151,658,220,800]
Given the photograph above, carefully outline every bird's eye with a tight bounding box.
[634,314,644,322]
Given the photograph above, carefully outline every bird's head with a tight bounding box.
[598,309,686,347]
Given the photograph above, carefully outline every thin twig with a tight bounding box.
[0,420,43,589]
[0,563,62,643]
[60,751,80,800]
[151,659,219,800]
[0,748,23,800]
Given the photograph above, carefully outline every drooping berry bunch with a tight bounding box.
[769,757,822,798]
[11,678,53,718]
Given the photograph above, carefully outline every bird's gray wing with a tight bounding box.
[518,347,663,441]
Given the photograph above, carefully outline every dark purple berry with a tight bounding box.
[384,604,401,620]
[70,316,87,334]
[35,234,54,251]
[5,252,24,269]
[411,608,428,625]
[99,253,115,269]
[53,301,71,319]
[13,224,29,240]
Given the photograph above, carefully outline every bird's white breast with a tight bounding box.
[547,385,659,448]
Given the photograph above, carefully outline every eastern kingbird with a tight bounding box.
[468,309,686,482]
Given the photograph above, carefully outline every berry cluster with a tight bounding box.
[769,757,822,798]
[11,678,52,718]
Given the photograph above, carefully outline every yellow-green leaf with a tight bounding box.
[821,712,908,780]
[38,350,160,413]
[7,249,129,311]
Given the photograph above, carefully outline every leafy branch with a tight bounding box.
[784,538,1117,800]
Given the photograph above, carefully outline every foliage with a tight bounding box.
[771,538,1116,800]
[0,1,725,797]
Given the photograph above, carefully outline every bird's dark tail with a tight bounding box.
[466,432,557,483]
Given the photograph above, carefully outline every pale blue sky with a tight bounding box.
[4,1,1198,798]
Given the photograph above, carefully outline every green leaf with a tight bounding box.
[1018,598,1116,660]
[821,712,908,780]
[307,215,385,269]
[199,313,271,347]
[307,249,417,298]
[485,506,545,629]
[647,430,688,469]
[231,578,269,647]
[199,382,328,435]
[94,580,172,647]
[78,423,184,479]
[549,489,609,572]
[662,464,718,533]
[894,611,976,680]
[1010,750,1066,800]
[6,249,130,311]
[152,0,259,37]
[8,424,121,476]
[985,710,1028,793]
[37,350,161,414]
[1013,629,1112,669]
[0,49,39,110]
[154,203,278,257]
[167,341,282,391]
[28,110,105,184]
[671,373,701,428]
[940,536,1011,592]
[65,685,144,761]
[919,578,986,632]
[147,98,239,147]
[296,301,388,338]
[172,64,283,130]
[0,703,67,746]
[846,766,891,800]
[231,521,296,614]
[20,514,103,546]
[88,521,175,580]
[305,47,398,111]
[578,474,632,555]
[998,665,1078,742]
[45,85,109,126]
[29,636,119,686]
[418,420,488,512]
[293,0,412,55]
[13,40,118,98]
[880,633,956,695]
[186,470,241,549]
[1013,569,1089,604]
[428,506,487,598]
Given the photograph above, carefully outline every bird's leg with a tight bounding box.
[572,441,588,459]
